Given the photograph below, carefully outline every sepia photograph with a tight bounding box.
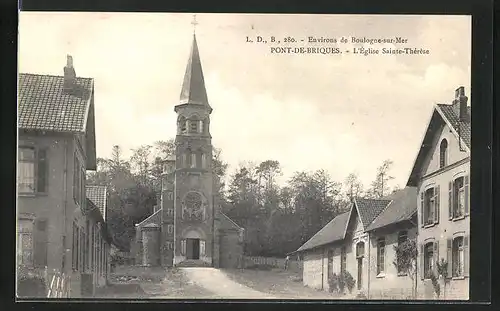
[17,12,471,300]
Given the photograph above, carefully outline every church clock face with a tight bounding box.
[181,191,207,221]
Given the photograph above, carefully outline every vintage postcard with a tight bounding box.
[17,12,471,300]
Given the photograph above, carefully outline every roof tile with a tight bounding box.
[355,198,392,228]
[18,73,93,133]
[365,187,417,231]
[296,212,350,252]
[86,186,108,219]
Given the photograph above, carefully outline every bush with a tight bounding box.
[328,271,355,294]
[429,272,440,298]
[342,270,356,294]
[17,265,47,298]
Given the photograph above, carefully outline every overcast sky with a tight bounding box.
[18,13,471,189]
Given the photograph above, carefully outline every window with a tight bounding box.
[201,153,207,168]
[167,224,174,234]
[167,208,174,216]
[327,250,334,278]
[18,223,33,265]
[190,120,198,133]
[179,117,187,134]
[423,242,435,279]
[198,120,204,133]
[18,147,48,194]
[439,139,448,168]
[73,153,84,205]
[341,247,347,272]
[182,153,187,168]
[397,231,408,274]
[200,240,206,256]
[167,192,174,200]
[191,153,197,168]
[79,229,85,271]
[450,176,466,219]
[377,238,385,275]
[356,242,365,258]
[72,222,79,271]
[167,241,173,250]
[422,186,440,226]
[452,237,464,277]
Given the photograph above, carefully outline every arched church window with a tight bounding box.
[201,153,207,168]
[198,120,204,133]
[182,153,187,168]
[191,153,197,168]
[189,119,199,133]
[179,116,187,134]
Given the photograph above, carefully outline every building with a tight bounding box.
[133,33,244,268]
[17,57,112,297]
[294,187,417,299]
[406,86,470,299]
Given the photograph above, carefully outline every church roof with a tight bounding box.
[178,34,212,111]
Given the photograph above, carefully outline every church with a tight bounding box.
[132,30,244,268]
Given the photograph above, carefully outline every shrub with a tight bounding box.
[328,273,339,293]
[429,272,440,298]
[342,270,356,294]
[328,271,355,295]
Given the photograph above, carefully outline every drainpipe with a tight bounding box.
[367,232,370,299]
[321,248,325,290]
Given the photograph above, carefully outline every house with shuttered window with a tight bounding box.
[17,56,112,297]
[406,86,470,299]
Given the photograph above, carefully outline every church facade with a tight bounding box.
[132,33,244,269]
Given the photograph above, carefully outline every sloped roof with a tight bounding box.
[365,187,418,231]
[295,212,350,253]
[218,212,243,231]
[177,34,212,111]
[135,208,161,228]
[406,102,471,187]
[18,73,93,133]
[437,104,471,149]
[86,186,108,220]
[354,198,392,229]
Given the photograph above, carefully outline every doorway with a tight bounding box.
[186,238,200,260]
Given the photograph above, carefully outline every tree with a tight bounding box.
[344,172,364,202]
[393,238,418,298]
[370,159,395,198]
[130,145,153,187]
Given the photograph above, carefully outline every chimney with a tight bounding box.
[453,86,468,122]
[63,55,76,91]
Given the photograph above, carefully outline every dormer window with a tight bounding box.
[439,139,448,169]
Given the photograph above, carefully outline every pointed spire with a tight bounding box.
[178,32,211,111]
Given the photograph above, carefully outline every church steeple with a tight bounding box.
[178,33,212,112]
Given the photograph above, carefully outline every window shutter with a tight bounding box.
[464,175,469,216]
[433,241,439,275]
[420,244,425,280]
[420,192,424,227]
[434,186,440,224]
[446,238,452,278]
[463,235,469,277]
[73,155,77,202]
[448,181,453,219]
[37,149,48,193]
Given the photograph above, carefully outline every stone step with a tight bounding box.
[175,260,212,268]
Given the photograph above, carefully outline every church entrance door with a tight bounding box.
[186,238,200,260]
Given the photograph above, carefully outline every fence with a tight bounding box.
[243,256,303,273]
[44,268,70,298]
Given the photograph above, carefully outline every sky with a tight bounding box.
[18,13,471,190]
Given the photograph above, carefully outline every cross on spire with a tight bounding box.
[191,14,198,34]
